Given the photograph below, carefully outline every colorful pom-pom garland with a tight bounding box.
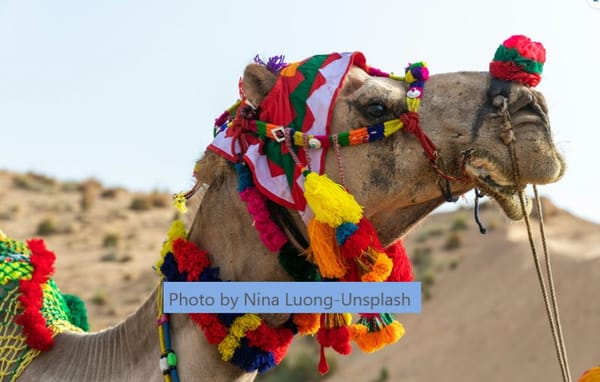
[156,220,298,374]
[489,35,546,87]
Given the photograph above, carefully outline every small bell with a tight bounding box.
[308,137,322,149]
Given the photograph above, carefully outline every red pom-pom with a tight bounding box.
[384,240,414,282]
[189,313,227,344]
[172,239,210,281]
[317,326,352,355]
[503,35,546,62]
[340,218,382,259]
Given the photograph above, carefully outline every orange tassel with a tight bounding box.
[307,219,348,279]
[356,249,393,282]
[351,313,405,353]
[293,313,320,335]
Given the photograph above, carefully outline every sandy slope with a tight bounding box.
[332,207,600,382]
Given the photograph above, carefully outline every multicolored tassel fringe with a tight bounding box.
[316,313,353,375]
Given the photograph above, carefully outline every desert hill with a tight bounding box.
[1,170,598,381]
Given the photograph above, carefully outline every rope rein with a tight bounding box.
[498,97,572,382]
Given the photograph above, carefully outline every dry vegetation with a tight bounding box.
[0,170,173,329]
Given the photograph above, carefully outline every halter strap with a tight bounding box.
[213,62,438,159]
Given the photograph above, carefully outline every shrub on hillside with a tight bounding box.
[36,217,58,236]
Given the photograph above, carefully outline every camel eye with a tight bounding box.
[366,103,387,118]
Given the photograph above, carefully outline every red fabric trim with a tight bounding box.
[14,239,55,351]
[489,61,541,87]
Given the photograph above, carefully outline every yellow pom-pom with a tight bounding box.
[307,219,347,279]
[217,335,240,362]
[229,314,262,338]
[293,313,321,335]
[217,314,262,362]
[156,220,188,275]
[303,171,363,227]
[0,229,6,240]
[173,192,188,214]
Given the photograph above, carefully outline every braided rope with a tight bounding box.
[501,103,572,382]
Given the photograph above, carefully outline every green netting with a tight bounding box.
[0,237,85,381]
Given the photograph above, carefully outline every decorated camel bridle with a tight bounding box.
[156,37,575,381]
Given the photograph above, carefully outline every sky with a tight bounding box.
[1,0,599,223]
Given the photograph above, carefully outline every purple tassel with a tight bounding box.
[253,54,288,73]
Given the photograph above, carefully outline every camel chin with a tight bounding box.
[463,155,532,221]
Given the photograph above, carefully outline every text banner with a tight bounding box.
[163,282,421,313]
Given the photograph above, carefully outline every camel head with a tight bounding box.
[236,51,565,245]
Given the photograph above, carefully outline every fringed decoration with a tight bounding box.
[307,219,347,279]
[293,313,320,335]
[156,220,187,274]
[357,249,393,282]
[335,222,358,246]
[384,240,414,282]
[303,170,362,227]
[351,313,405,353]
[61,293,90,332]
[190,313,228,344]
[277,243,321,281]
[254,54,288,73]
[239,187,288,252]
[218,314,262,362]
[14,239,55,351]
[404,62,429,112]
[316,313,353,375]
[489,35,545,87]
[339,218,379,259]
[335,218,394,282]
[236,163,287,252]
[159,227,301,373]
[231,340,275,372]
[172,192,188,214]
[172,238,210,282]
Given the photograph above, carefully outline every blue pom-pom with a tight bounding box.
[160,252,187,282]
[200,266,221,282]
[235,163,254,192]
[217,313,242,327]
[231,340,276,372]
[336,222,359,245]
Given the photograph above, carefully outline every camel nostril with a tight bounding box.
[508,93,534,115]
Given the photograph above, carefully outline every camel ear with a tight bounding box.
[242,64,278,107]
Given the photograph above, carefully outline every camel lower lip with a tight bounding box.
[464,157,531,220]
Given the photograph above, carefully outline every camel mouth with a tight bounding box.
[463,154,531,220]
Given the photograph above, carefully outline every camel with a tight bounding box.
[14,48,564,381]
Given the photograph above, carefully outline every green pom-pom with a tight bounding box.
[62,293,90,332]
[278,243,321,281]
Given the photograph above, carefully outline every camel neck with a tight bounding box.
[19,285,258,381]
